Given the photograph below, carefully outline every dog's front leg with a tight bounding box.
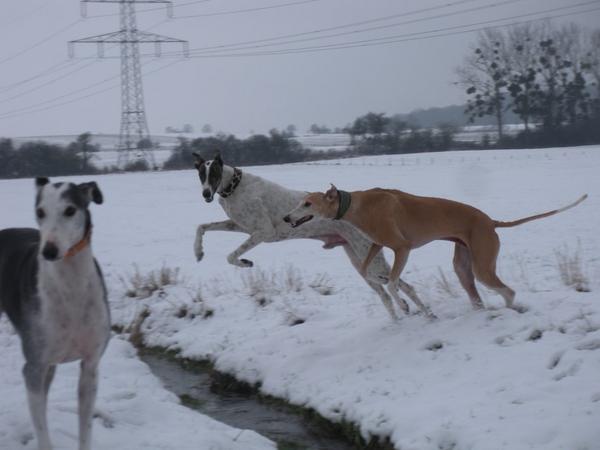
[194,220,245,261]
[23,362,53,450]
[226,233,267,267]
[78,358,99,450]
[225,200,277,267]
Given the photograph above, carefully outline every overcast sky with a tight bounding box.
[0,0,598,137]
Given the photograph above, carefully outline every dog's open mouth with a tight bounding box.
[291,215,313,228]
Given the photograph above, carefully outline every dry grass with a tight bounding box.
[176,285,214,320]
[281,265,305,293]
[555,242,590,292]
[309,273,335,296]
[240,268,276,306]
[122,264,182,299]
[128,307,150,348]
[433,267,459,298]
[239,265,329,306]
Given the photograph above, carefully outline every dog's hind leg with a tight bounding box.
[194,220,245,261]
[78,358,100,450]
[44,365,56,396]
[395,278,436,319]
[367,280,400,320]
[453,243,484,309]
[23,362,52,450]
[470,229,516,309]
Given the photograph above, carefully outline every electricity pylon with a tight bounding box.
[70,0,188,168]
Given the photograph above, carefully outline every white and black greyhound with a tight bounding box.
[0,177,110,450]
[192,153,413,320]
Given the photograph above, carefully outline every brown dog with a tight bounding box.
[284,185,587,318]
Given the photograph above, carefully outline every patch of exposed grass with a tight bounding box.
[121,264,182,299]
[309,273,335,296]
[555,242,590,292]
[240,265,308,306]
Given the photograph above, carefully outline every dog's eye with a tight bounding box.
[36,208,45,220]
[304,202,311,208]
[64,206,76,217]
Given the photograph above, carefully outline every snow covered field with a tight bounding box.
[1,145,599,449]
[0,332,275,450]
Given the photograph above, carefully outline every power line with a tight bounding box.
[0,58,182,121]
[173,0,324,19]
[158,1,600,58]
[0,19,83,66]
[0,60,100,103]
[162,0,479,54]
[84,0,211,18]
[178,0,529,56]
[0,60,72,93]
[0,61,129,118]
[0,1,50,28]
[0,19,167,97]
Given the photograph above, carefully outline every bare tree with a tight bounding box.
[583,29,600,115]
[506,23,547,131]
[457,29,510,141]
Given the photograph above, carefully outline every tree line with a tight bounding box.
[164,129,312,169]
[0,133,100,179]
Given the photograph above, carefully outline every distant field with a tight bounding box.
[9,124,530,168]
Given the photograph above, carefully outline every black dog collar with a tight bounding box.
[334,190,352,220]
[219,168,243,198]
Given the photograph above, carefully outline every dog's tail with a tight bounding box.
[494,194,587,228]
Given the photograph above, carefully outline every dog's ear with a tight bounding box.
[35,177,50,190]
[325,184,338,201]
[192,152,204,169]
[213,152,223,167]
[78,182,103,205]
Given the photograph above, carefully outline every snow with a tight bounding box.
[1,145,599,449]
[0,329,275,450]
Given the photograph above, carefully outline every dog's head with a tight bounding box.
[283,184,340,228]
[35,177,103,261]
[192,152,223,203]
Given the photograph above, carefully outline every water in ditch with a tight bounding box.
[140,350,355,450]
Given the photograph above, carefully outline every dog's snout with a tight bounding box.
[202,189,213,201]
[42,242,59,261]
[283,215,290,223]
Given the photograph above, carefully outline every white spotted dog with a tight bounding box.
[0,178,110,450]
[192,153,412,321]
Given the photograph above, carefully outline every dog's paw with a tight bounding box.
[94,410,115,429]
[377,274,390,284]
[396,299,410,314]
[20,432,34,446]
[193,241,204,261]
[510,303,529,314]
[240,258,254,268]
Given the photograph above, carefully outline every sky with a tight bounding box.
[0,0,598,138]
